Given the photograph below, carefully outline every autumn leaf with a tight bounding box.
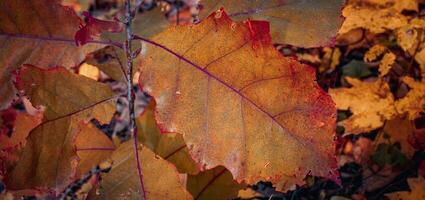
[75,122,115,176]
[75,11,123,46]
[85,46,128,81]
[137,101,199,175]
[379,52,396,76]
[187,166,246,200]
[0,109,42,151]
[199,0,344,47]
[0,0,107,109]
[5,65,115,192]
[379,117,416,158]
[339,0,416,34]
[395,77,425,120]
[93,141,193,200]
[386,176,425,200]
[364,44,386,63]
[137,10,337,188]
[330,78,396,134]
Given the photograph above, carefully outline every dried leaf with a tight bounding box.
[199,0,344,47]
[94,141,193,199]
[137,101,199,175]
[75,11,123,46]
[386,176,425,200]
[339,4,408,34]
[330,78,396,134]
[395,77,425,120]
[187,166,246,200]
[380,117,416,158]
[0,0,101,109]
[138,10,337,187]
[379,52,396,76]
[364,44,386,63]
[6,65,115,192]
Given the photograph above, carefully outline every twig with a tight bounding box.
[124,0,146,199]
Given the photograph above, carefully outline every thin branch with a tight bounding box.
[124,0,146,199]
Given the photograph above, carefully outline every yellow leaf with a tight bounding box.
[395,77,425,120]
[379,52,396,76]
[339,4,408,34]
[364,44,386,62]
[329,78,396,134]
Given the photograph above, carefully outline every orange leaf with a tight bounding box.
[75,122,115,176]
[137,10,337,188]
[0,0,105,109]
[199,0,344,47]
[94,141,193,200]
[6,65,115,192]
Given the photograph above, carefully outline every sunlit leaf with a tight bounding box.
[94,141,193,199]
[0,0,102,109]
[199,0,344,47]
[138,10,337,189]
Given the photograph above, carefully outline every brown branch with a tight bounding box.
[124,0,146,199]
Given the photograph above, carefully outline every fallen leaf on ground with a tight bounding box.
[330,78,396,134]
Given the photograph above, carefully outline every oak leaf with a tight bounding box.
[138,10,337,188]
[187,166,246,200]
[329,78,396,134]
[0,0,102,109]
[6,65,115,192]
[75,122,115,176]
[94,141,193,200]
[199,0,344,47]
[137,101,199,175]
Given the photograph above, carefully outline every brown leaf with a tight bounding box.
[94,141,193,200]
[0,110,42,150]
[6,65,115,192]
[187,166,246,200]
[138,10,337,188]
[0,0,102,109]
[75,122,115,176]
[137,101,199,175]
[199,0,344,47]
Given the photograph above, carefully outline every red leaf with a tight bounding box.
[75,11,123,46]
